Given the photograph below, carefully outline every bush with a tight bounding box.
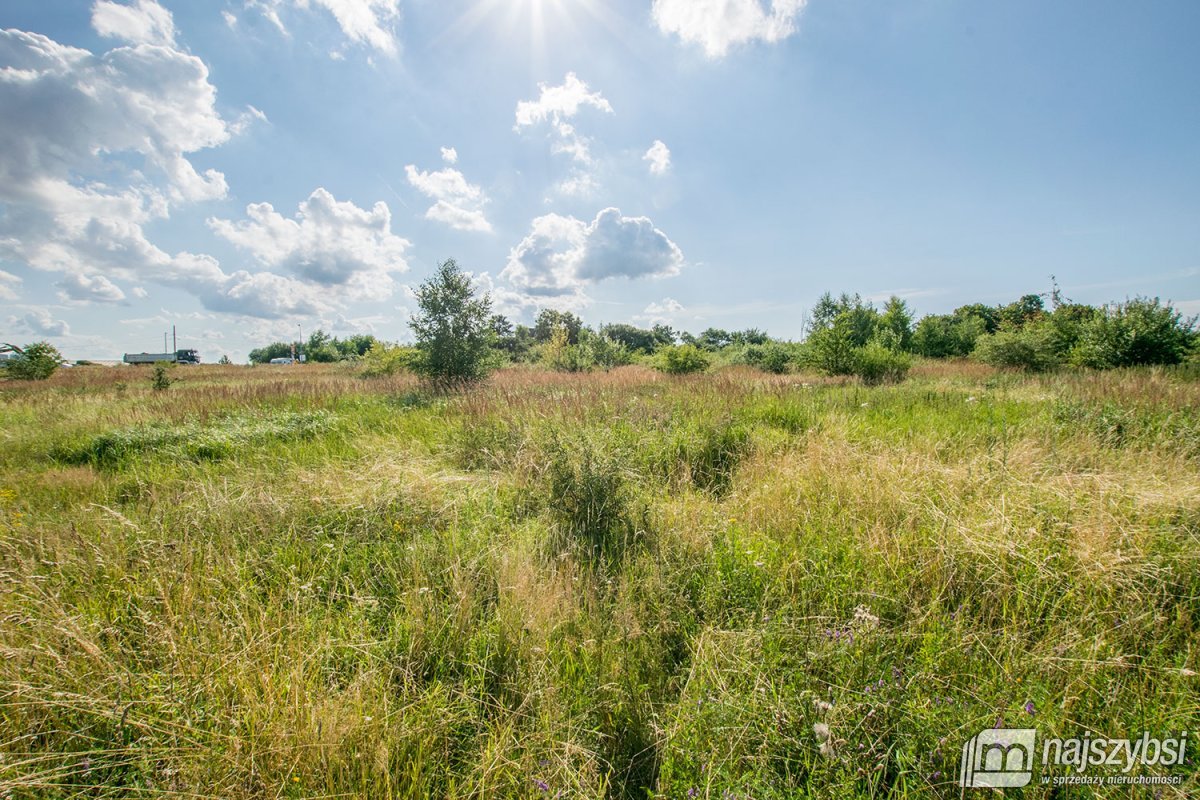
[1069,297,1196,368]
[151,363,174,391]
[4,341,62,381]
[854,342,913,385]
[582,331,633,370]
[911,314,986,358]
[974,324,1060,372]
[545,435,634,561]
[741,342,793,374]
[359,342,416,377]
[806,316,859,375]
[655,344,710,375]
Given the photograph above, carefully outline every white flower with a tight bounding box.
[813,723,831,742]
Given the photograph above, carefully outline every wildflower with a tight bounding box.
[533,778,549,792]
[814,699,833,715]
[819,740,836,759]
[852,606,880,629]
[688,789,697,799]
[1024,700,1036,716]
[813,723,830,742]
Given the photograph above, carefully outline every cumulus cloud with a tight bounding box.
[515,72,613,128]
[644,140,671,175]
[405,161,492,233]
[208,188,411,295]
[652,0,807,58]
[91,0,176,46]
[637,297,685,325]
[501,208,684,299]
[514,73,613,197]
[57,272,127,304]
[440,146,458,164]
[0,21,413,320]
[0,24,250,314]
[15,308,71,337]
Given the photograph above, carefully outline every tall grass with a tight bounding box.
[0,363,1196,798]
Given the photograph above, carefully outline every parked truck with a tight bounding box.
[123,349,201,365]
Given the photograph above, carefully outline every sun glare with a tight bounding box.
[436,0,614,71]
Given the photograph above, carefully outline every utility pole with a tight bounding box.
[172,325,177,354]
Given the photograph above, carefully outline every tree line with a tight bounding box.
[348,261,1198,385]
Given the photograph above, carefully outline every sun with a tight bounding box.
[435,0,614,70]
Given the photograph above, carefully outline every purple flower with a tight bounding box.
[1024,700,1036,716]
[533,779,549,792]
[688,789,698,799]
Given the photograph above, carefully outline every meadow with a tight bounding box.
[0,362,1197,798]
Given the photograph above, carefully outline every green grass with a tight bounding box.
[0,362,1196,798]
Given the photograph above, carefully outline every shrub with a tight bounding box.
[359,342,416,377]
[854,342,913,385]
[1069,297,1196,368]
[741,342,793,374]
[655,344,710,375]
[545,435,634,561]
[582,331,633,370]
[806,316,859,375]
[541,327,590,372]
[151,363,174,391]
[911,314,986,358]
[4,341,62,381]
[973,324,1060,372]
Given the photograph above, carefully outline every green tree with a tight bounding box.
[534,309,583,344]
[408,259,496,384]
[879,296,914,351]
[1070,297,1196,368]
[998,294,1046,329]
[5,341,62,380]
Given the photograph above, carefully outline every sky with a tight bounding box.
[1,0,1198,362]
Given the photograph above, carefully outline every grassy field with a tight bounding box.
[1,362,1197,798]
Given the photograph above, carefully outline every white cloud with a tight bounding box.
[0,27,245,309]
[222,10,239,28]
[652,0,807,58]
[515,73,612,174]
[501,208,684,299]
[15,308,71,338]
[404,162,492,233]
[0,30,230,206]
[131,286,149,298]
[644,140,671,175]
[57,272,127,304]
[208,188,411,293]
[91,0,176,47]
[246,0,401,55]
[0,270,20,301]
[440,146,458,164]
[637,298,685,325]
[515,73,613,128]
[308,0,402,55]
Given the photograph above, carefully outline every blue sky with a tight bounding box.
[2,0,1197,361]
